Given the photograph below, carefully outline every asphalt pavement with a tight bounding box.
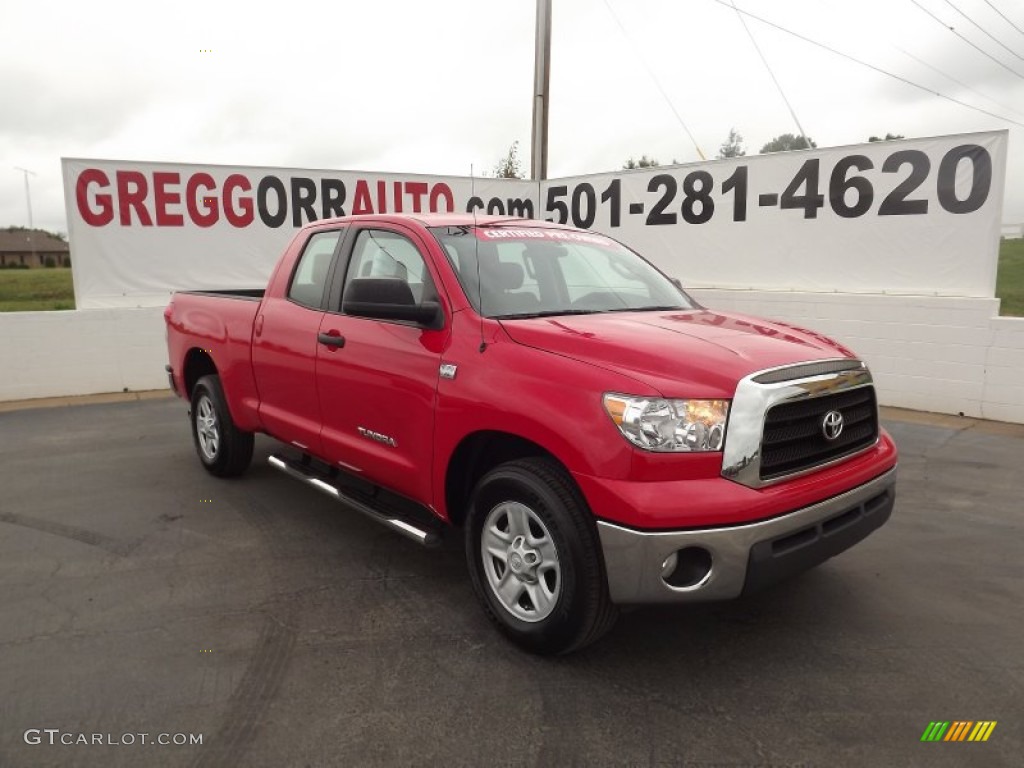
[0,396,1021,767]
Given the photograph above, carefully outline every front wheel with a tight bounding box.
[466,458,618,654]
[190,374,254,477]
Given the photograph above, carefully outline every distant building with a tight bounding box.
[1001,224,1022,240]
[0,229,71,268]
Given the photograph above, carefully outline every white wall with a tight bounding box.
[1,300,1022,424]
[689,290,1023,424]
[984,318,1024,424]
[0,307,166,401]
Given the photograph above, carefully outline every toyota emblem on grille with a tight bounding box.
[822,410,844,441]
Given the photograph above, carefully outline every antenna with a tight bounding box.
[471,164,486,352]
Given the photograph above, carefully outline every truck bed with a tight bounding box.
[179,289,265,300]
[164,289,264,431]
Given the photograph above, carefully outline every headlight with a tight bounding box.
[603,394,729,452]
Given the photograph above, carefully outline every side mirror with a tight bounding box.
[345,300,442,328]
[342,278,442,328]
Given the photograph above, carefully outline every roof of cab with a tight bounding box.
[301,213,577,230]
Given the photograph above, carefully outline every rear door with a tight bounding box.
[315,225,451,504]
[251,229,345,453]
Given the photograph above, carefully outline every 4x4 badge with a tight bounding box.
[439,363,458,380]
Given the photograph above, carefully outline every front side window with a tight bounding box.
[342,229,438,310]
[288,231,342,309]
[431,225,694,318]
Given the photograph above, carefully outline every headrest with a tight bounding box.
[491,261,524,290]
[523,242,568,258]
[311,253,331,282]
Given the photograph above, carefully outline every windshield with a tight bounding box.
[430,225,697,319]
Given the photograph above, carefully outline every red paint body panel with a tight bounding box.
[315,309,448,501]
[164,294,263,431]
[165,214,898,532]
[428,309,642,519]
[500,310,856,399]
[575,431,897,530]
[251,296,324,452]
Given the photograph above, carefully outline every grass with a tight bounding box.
[996,237,1024,317]
[0,268,75,312]
[0,241,1022,314]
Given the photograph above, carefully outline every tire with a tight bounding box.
[465,457,618,655]
[190,374,254,478]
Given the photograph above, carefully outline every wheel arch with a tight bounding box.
[183,348,217,398]
[444,430,576,527]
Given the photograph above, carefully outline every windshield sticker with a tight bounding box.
[476,228,614,247]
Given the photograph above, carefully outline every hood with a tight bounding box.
[499,310,856,398]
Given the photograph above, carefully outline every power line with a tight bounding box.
[982,0,1024,39]
[909,0,1024,80]
[729,0,812,145]
[895,44,1024,119]
[709,0,1024,129]
[601,0,706,160]
[819,0,1024,118]
[939,0,1024,62]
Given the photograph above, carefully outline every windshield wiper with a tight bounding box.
[497,309,605,319]
[604,305,685,313]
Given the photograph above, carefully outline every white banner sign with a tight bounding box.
[63,130,1006,309]
[542,130,1007,298]
[62,160,537,308]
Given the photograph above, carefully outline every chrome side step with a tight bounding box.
[268,454,442,547]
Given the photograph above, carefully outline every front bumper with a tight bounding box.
[597,467,896,604]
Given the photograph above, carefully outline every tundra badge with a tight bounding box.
[357,427,397,448]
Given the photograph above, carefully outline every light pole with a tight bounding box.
[13,167,37,266]
[531,0,552,180]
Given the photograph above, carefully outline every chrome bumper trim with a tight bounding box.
[597,467,896,604]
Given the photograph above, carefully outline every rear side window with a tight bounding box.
[288,231,342,308]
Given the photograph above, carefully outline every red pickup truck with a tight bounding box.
[165,213,897,654]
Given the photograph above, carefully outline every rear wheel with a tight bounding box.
[466,457,618,654]
[190,375,254,477]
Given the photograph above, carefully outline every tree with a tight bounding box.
[868,133,905,142]
[717,128,746,159]
[2,225,66,241]
[759,134,817,153]
[623,155,659,169]
[493,141,524,179]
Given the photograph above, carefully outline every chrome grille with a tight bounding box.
[721,359,878,489]
[760,386,878,480]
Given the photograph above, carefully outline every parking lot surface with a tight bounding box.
[0,396,1021,767]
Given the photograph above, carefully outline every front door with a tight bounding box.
[316,226,450,505]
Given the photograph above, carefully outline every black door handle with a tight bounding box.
[317,332,346,348]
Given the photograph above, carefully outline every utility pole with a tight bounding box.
[531,0,552,180]
[13,167,37,266]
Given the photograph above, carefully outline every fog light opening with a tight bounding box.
[661,546,713,589]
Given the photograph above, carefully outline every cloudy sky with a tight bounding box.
[2,0,1023,234]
